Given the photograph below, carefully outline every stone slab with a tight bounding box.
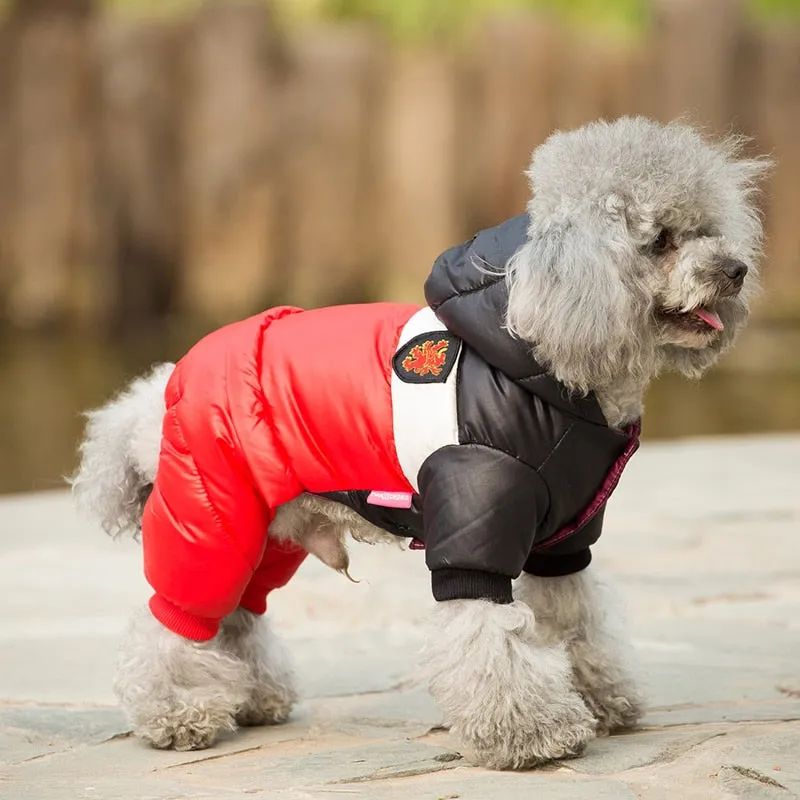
[1,434,799,799]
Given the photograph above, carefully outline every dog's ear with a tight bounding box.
[505,202,651,394]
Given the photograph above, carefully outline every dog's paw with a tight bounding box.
[157,730,213,751]
[573,665,644,735]
[235,685,296,727]
[459,688,597,770]
[569,639,645,735]
[143,711,235,751]
[586,693,642,736]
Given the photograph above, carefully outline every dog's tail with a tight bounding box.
[70,363,175,538]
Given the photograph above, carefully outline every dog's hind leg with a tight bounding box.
[514,568,644,734]
[219,609,298,727]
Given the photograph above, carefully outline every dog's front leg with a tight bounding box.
[514,567,644,734]
[422,599,596,770]
[114,607,252,750]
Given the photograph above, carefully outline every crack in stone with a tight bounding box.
[14,748,67,765]
[722,764,788,790]
[644,731,728,767]
[638,718,798,736]
[314,679,418,702]
[646,698,800,713]
[157,744,265,770]
[338,716,419,730]
[327,753,464,785]
[102,731,133,743]
[690,591,770,606]
[562,729,730,775]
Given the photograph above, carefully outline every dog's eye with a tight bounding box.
[649,228,672,255]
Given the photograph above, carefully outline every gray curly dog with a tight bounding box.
[72,116,769,769]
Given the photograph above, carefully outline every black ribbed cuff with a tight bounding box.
[523,548,592,577]
[431,568,513,604]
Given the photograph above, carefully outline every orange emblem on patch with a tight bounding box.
[402,339,450,377]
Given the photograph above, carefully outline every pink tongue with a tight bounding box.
[693,307,724,331]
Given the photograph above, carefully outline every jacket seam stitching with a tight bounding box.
[433,273,504,307]
[430,442,552,519]
[168,406,256,572]
[535,423,575,474]
[421,441,553,568]
[253,321,301,492]
[454,346,467,440]
[456,439,539,472]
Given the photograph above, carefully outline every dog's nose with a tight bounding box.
[721,259,748,283]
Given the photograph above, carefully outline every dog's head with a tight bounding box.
[506,116,771,393]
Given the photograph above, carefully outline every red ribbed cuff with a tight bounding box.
[149,594,220,641]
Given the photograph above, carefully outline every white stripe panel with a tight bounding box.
[391,307,460,492]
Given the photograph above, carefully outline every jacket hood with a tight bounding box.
[424,214,606,425]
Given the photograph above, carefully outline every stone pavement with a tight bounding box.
[1,434,799,799]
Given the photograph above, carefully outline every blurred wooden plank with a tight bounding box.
[0,1,109,329]
[749,26,800,318]
[376,47,461,304]
[649,0,746,131]
[0,0,797,332]
[462,15,562,230]
[176,0,287,325]
[95,17,181,330]
[279,25,384,308]
[596,38,651,121]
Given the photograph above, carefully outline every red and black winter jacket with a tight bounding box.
[142,214,639,641]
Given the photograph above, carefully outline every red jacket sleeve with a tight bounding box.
[142,356,272,641]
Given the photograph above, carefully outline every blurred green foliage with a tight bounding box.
[298,0,800,38]
[281,0,648,39]
[12,0,800,36]
[751,0,800,16]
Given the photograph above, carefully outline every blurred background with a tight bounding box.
[0,0,798,494]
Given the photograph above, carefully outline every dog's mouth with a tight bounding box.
[657,305,724,333]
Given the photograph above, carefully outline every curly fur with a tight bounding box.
[514,568,644,735]
[271,493,401,577]
[70,363,174,537]
[421,600,597,769]
[114,606,249,750]
[74,117,767,770]
[114,607,296,749]
[220,609,298,727]
[506,116,769,426]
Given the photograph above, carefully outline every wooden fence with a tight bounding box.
[0,0,799,342]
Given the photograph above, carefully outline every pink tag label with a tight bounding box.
[366,491,413,509]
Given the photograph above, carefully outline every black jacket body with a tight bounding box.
[318,214,639,604]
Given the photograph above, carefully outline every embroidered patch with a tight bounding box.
[393,332,461,384]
